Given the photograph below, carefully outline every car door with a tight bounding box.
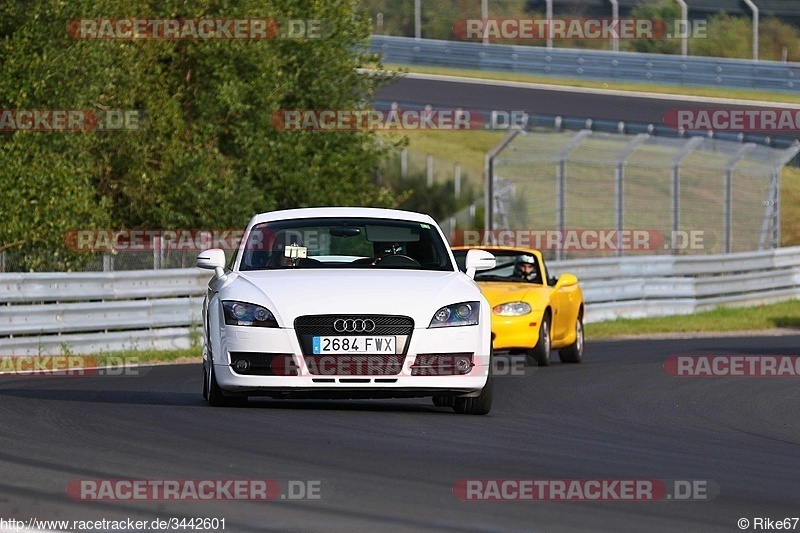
[541,256,578,343]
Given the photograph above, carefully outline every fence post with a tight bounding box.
[772,168,780,248]
[609,0,619,52]
[742,0,759,60]
[153,236,162,270]
[670,137,704,253]
[481,0,488,46]
[454,163,461,198]
[427,155,433,187]
[722,144,756,253]
[676,0,688,57]
[614,134,649,257]
[545,0,553,49]
[759,168,780,250]
[401,147,408,179]
[485,129,523,231]
[102,253,114,272]
[414,0,421,40]
[554,130,593,260]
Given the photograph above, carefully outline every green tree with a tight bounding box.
[0,0,400,271]
[691,12,751,59]
[625,0,681,55]
[759,17,800,62]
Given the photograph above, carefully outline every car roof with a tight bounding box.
[249,207,436,225]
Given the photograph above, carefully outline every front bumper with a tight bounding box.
[213,325,491,397]
[490,313,542,351]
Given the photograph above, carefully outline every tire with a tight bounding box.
[202,363,209,400]
[207,366,247,407]
[559,315,584,364]
[527,313,551,367]
[453,359,493,415]
[432,395,455,408]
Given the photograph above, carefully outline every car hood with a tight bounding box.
[475,281,552,308]
[222,269,482,327]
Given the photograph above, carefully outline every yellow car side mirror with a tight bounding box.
[554,273,578,289]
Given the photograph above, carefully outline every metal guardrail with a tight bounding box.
[550,246,800,322]
[369,35,800,93]
[0,249,798,355]
[0,269,211,355]
[0,269,210,302]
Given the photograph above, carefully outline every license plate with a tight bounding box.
[312,336,396,354]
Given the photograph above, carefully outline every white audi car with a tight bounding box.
[196,207,496,414]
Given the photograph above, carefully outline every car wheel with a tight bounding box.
[208,366,247,407]
[432,395,455,408]
[202,362,209,400]
[453,357,493,415]
[559,315,584,364]
[527,313,551,367]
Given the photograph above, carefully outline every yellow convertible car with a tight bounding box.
[452,246,584,366]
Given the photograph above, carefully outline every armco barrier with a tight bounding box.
[549,246,800,322]
[369,35,800,93]
[0,248,798,355]
[0,269,211,356]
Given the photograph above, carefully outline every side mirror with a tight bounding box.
[464,249,496,279]
[554,273,578,289]
[197,248,227,279]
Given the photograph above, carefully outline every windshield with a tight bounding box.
[452,249,545,284]
[238,217,454,272]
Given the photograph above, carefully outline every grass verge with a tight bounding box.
[585,299,800,339]
[90,348,201,366]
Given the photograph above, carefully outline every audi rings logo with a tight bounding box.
[333,318,376,333]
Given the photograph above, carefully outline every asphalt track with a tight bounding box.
[1,334,799,532]
[375,74,799,125]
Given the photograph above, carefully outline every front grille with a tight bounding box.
[294,315,414,356]
[294,315,414,336]
[304,354,405,375]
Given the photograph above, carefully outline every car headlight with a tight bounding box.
[428,301,480,328]
[222,301,278,327]
[493,302,532,316]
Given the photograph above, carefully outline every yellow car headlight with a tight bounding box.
[492,302,532,316]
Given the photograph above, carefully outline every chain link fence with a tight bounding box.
[487,129,800,259]
[4,129,798,271]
